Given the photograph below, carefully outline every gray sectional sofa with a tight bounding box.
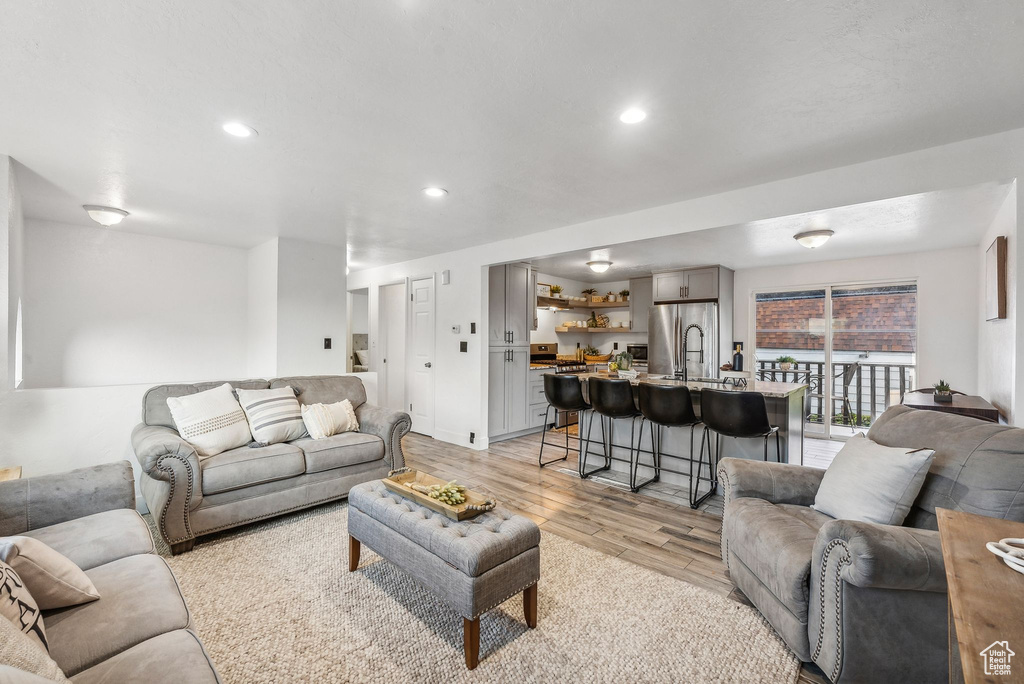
[0,462,221,683]
[719,405,1024,683]
[132,375,411,554]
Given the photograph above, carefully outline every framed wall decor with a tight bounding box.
[536,282,552,298]
[985,235,1007,321]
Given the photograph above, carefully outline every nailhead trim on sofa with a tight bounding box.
[812,537,851,681]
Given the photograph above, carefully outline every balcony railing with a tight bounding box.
[755,360,916,427]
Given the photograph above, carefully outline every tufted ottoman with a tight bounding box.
[347,479,541,669]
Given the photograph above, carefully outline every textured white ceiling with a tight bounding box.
[1,2,1023,268]
[529,182,1014,282]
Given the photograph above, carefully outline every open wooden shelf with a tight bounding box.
[537,296,630,311]
[555,327,632,333]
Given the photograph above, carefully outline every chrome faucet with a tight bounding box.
[680,323,705,383]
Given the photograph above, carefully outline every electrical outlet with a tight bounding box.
[460,341,468,352]
[613,342,619,350]
[469,432,475,444]
[470,322,476,334]
[324,338,332,349]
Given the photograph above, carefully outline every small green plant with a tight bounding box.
[616,351,633,370]
[619,289,630,298]
[581,288,597,296]
[549,284,563,294]
[583,344,600,356]
[777,355,797,364]
[934,379,951,393]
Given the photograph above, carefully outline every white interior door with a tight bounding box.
[380,283,406,412]
[409,276,436,436]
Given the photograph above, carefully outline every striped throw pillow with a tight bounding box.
[236,387,308,446]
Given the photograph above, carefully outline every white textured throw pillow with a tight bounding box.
[812,433,935,525]
[354,350,368,366]
[0,561,49,653]
[236,387,308,445]
[0,616,66,681]
[0,537,99,610]
[166,383,253,459]
[301,400,359,439]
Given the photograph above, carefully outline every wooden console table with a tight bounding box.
[0,466,21,482]
[902,394,1000,423]
[938,508,1024,683]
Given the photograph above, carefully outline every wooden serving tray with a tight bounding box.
[383,469,493,521]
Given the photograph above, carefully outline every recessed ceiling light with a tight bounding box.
[619,108,647,124]
[587,260,613,273]
[794,229,834,249]
[423,187,448,198]
[222,121,258,138]
[83,205,129,226]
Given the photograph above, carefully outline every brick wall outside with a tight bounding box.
[756,292,916,352]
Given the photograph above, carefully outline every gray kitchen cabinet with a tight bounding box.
[488,347,530,438]
[530,270,539,331]
[629,276,653,333]
[653,267,720,303]
[488,263,532,347]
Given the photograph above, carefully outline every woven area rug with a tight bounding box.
[154,502,799,683]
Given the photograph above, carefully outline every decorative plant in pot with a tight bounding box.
[550,284,563,298]
[619,289,630,302]
[777,355,797,371]
[933,379,953,403]
[582,288,599,302]
[606,290,617,302]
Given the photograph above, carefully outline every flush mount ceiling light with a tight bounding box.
[83,205,129,226]
[423,187,448,198]
[794,229,834,249]
[619,108,647,124]
[222,121,258,137]
[587,260,613,273]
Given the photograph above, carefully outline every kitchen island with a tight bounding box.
[564,371,808,496]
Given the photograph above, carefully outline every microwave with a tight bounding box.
[626,343,648,363]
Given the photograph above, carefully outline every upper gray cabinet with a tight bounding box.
[653,267,721,303]
[628,276,653,334]
[489,263,532,346]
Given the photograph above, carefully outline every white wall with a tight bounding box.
[23,219,249,388]
[733,247,980,395]
[351,290,369,334]
[247,238,279,377]
[978,186,1017,421]
[7,162,23,389]
[351,127,1024,446]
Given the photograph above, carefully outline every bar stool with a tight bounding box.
[696,389,781,508]
[580,377,641,479]
[538,374,591,468]
[632,384,702,494]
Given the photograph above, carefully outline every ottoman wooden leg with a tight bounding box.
[348,535,361,572]
[464,617,480,669]
[524,583,538,628]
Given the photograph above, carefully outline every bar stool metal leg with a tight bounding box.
[580,409,612,479]
[539,405,573,468]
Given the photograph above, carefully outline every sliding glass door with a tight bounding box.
[755,282,917,440]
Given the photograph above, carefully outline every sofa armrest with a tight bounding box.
[131,424,202,547]
[355,403,411,469]
[812,519,946,593]
[0,461,135,536]
[717,457,825,507]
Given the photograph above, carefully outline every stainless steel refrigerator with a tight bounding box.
[648,302,719,380]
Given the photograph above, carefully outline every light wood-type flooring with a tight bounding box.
[403,430,831,683]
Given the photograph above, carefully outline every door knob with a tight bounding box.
[424,362,432,368]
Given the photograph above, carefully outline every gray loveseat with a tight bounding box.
[132,375,411,554]
[719,405,1024,683]
[0,462,220,683]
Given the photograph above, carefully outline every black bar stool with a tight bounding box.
[538,374,591,468]
[580,377,640,479]
[696,389,781,508]
[632,384,702,493]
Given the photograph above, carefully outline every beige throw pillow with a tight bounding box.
[0,617,66,681]
[300,400,359,439]
[0,561,49,652]
[0,537,100,610]
[166,383,253,458]
[236,387,307,445]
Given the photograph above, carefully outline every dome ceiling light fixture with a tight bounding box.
[587,260,613,273]
[794,229,834,249]
[619,107,647,124]
[222,121,258,138]
[83,205,129,226]
[423,187,448,198]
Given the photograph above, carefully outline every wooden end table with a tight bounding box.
[0,466,22,482]
[937,508,1024,683]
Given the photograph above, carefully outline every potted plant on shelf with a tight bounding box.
[619,289,630,302]
[933,379,953,403]
[582,287,600,303]
[777,355,797,371]
[606,290,617,302]
[550,284,563,299]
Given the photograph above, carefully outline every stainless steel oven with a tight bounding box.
[626,343,648,367]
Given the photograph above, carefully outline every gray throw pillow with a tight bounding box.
[812,433,935,525]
